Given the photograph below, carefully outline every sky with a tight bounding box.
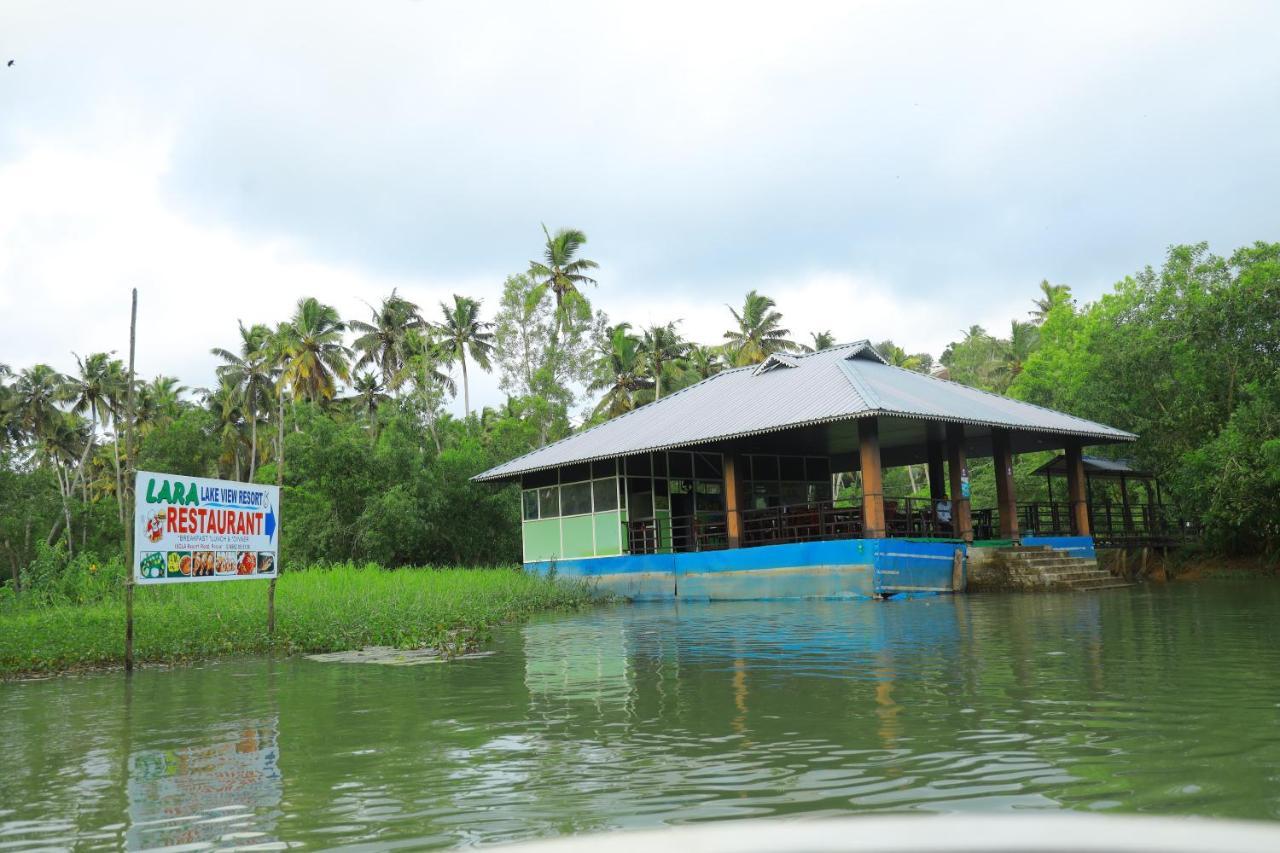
[2,1,1278,417]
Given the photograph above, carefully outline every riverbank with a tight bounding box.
[0,565,604,678]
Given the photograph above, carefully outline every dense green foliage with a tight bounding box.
[2,234,1277,598]
[0,562,600,676]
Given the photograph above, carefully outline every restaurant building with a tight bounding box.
[474,342,1139,598]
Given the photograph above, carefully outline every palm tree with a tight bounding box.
[528,225,599,336]
[350,289,424,394]
[212,322,276,481]
[11,364,67,443]
[347,372,390,426]
[276,297,350,404]
[684,344,726,382]
[724,290,796,366]
[995,320,1040,390]
[39,412,90,556]
[804,331,837,352]
[1030,280,1073,323]
[0,363,18,448]
[434,295,495,419]
[588,324,653,419]
[66,352,125,519]
[136,376,187,432]
[403,328,457,452]
[640,321,690,400]
[203,377,248,480]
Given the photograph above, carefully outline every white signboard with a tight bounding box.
[134,470,280,583]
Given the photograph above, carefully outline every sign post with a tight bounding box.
[132,471,282,643]
[124,289,137,672]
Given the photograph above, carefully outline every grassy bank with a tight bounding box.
[0,564,602,677]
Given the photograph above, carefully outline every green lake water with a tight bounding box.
[2,580,1279,849]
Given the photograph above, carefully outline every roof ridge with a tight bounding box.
[836,358,883,411]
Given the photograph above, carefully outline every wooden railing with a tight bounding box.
[1018,500,1198,547]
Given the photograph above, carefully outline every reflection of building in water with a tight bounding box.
[126,717,281,849]
[523,620,632,707]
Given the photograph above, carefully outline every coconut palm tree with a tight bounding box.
[66,352,126,519]
[995,320,1040,390]
[640,321,690,400]
[347,372,390,426]
[402,328,457,452]
[276,297,350,404]
[588,324,653,420]
[0,363,18,448]
[528,225,599,336]
[212,322,276,481]
[11,364,67,443]
[203,377,248,480]
[136,376,187,433]
[349,289,424,394]
[434,295,495,419]
[803,331,837,352]
[1030,280,1073,323]
[724,290,796,366]
[685,344,726,382]
[874,340,929,372]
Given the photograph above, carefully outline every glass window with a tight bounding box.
[561,481,593,516]
[560,462,591,484]
[810,480,833,502]
[669,452,693,478]
[652,452,668,478]
[753,455,779,481]
[626,478,653,518]
[591,459,617,479]
[806,457,831,481]
[592,478,618,512]
[694,452,722,479]
[696,481,724,512]
[781,482,807,506]
[524,468,558,489]
[626,454,652,476]
[522,490,539,521]
[538,486,559,518]
[669,478,692,495]
[780,456,805,481]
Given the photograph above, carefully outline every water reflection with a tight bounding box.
[1,583,1279,849]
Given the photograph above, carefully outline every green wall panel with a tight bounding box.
[593,511,623,557]
[560,515,596,559]
[522,518,561,562]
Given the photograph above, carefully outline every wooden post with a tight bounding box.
[724,454,744,549]
[927,435,946,502]
[1065,441,1090,536]
[270,411,282,636]
[946,423,973,543]
[124,289,137,674]
[992,428,1019,542]
[859,418,885,538]
[1119,475,1133,534]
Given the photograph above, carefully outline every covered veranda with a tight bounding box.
[620,416,1107,555]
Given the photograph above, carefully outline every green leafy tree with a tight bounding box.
[276,297,350,404]
[528,225,599,336]
[724,290,796,366]
[212,322,275,481]
[349,289,424,394]
[588,323,653,420]
[640,321,690,399]
[435,295,496,419]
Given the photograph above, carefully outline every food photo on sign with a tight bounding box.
[133,471,281,585]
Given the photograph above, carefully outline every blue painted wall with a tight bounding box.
[527,537,962,600]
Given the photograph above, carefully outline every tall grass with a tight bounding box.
[0,564,602,677]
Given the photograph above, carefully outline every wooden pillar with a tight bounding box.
[1065,442,1090,536]
[992,428,1019,542]
[926,435,946,502]
[1119,475,1133,533]
[724,454,744,549]
[945,423,973,543]
[859,418,885,538]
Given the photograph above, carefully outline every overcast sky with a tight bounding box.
[2,1,1278,416]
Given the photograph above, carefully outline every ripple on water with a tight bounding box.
[3,582,1280,847]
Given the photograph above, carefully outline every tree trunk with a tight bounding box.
[277,392,286,485]
[249,411,257,482]
[462,353,470,418]
[655,360,663,400]
[111,420,124,525]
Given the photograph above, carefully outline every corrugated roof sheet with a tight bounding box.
[474,341,1136,482]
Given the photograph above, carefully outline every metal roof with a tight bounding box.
[474,341,1136,482]
[1032,455,1152,478]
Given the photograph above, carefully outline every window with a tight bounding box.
[780,456,805,481]
[560,462,591,484]
[561,481,593,516]
[538,486,559,518]
[592,478,618,512]
[669,452,693,478]
[524,468,558,489]
[591,459,617,478]
[522,490,539,521]
[696,481,724,512]
[752,456,779,481]
[626,454,652,476]
[694,452,723,479]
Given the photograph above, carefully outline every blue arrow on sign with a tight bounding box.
[265,504,277,542]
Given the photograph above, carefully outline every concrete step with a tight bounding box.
[1072,580,1133,591]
